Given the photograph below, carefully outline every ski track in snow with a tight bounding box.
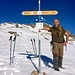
[0,27,75,75]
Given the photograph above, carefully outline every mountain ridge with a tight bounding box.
[0,22,75,39]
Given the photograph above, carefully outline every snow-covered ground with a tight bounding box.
[0,24,75,75]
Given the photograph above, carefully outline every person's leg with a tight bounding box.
[52,42,59,71]
[58,43,64,68]
[53,55,59,71]
[58,57,63,68]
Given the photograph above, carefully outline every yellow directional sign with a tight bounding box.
[22,10,58,16]
[42,11,58,15]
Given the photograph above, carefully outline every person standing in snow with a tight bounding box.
[43,19,69,71]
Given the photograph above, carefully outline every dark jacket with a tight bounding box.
[49,25,66,43]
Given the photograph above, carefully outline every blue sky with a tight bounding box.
[0,0,75,35]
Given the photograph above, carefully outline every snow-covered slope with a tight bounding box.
[0,23,75,75]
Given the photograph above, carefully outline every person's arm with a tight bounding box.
[43,26,51,31]
[63,32,69,45]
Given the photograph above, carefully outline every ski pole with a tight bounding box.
[13,35,16,57]
[12,35,16,63]
[31,39,35,53]
[33,38,36,49]
[31,39,34,49]
[33,38,37,55]
[9,36,12,66]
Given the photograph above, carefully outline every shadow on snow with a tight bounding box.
[19,51,53,72]
[41,55,53,67]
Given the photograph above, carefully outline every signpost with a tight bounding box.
[22,0,58,74]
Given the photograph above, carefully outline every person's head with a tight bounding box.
[53,19,60,27]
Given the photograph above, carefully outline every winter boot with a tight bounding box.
[53,56,59,71]
[58,57,63,68]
